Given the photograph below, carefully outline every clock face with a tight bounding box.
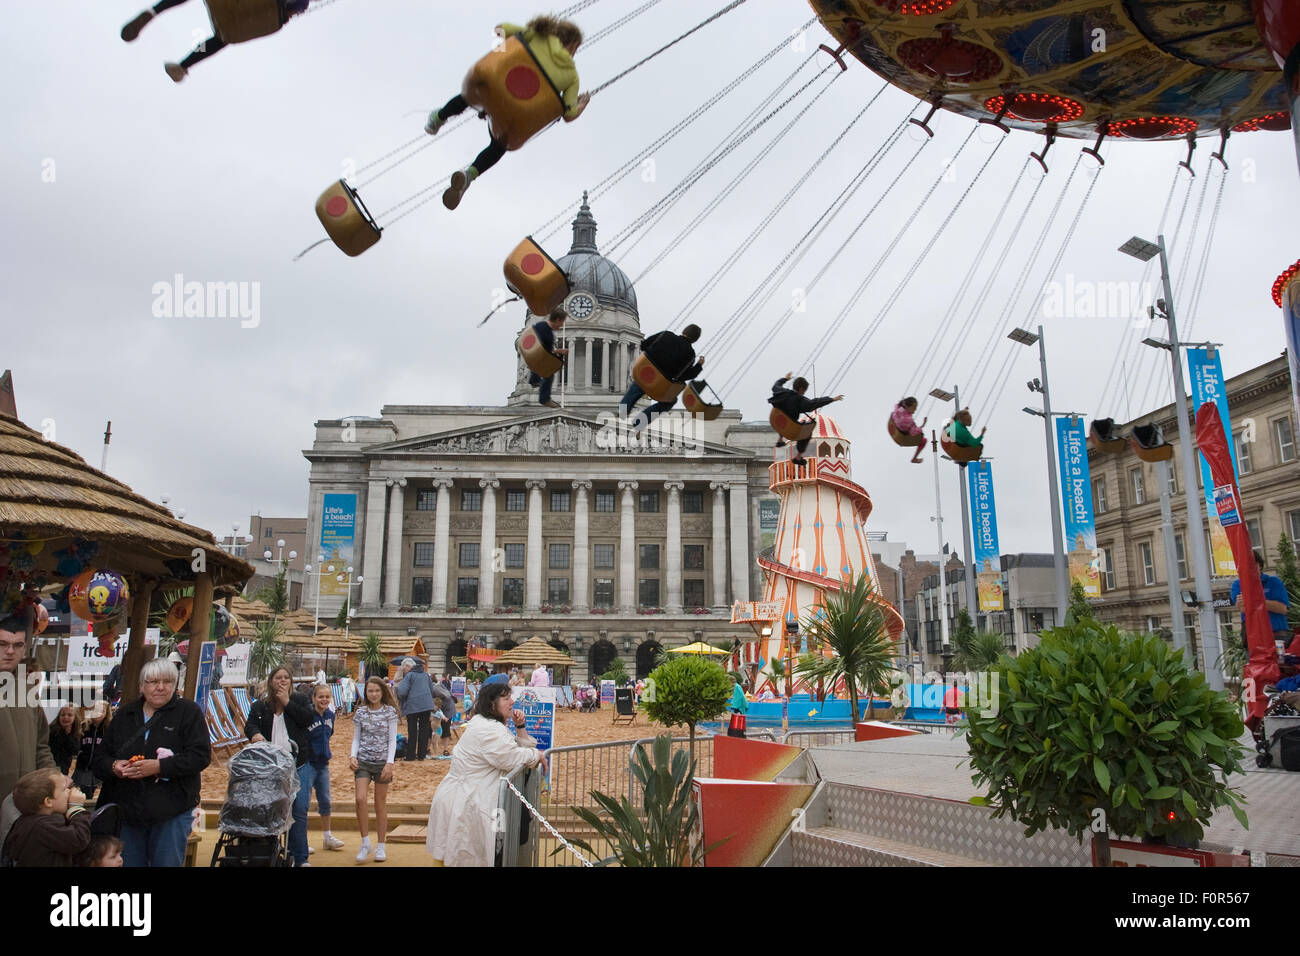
[565,293,595,320]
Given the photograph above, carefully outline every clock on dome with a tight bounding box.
[564,292,595,319]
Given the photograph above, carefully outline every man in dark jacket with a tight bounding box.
[526,308,570,408]
[0,612,55,814]
[395,658,437,760]
[621,324,705,430]
[768,371,843,466]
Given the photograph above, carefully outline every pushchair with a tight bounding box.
[578,686,598,713]
[210,741,298,867]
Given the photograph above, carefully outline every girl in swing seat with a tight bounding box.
[891,397,927,464]
[945,408,986,450]
[426,15,591,210]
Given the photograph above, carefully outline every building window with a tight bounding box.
[1102,547,1115,592]
[503,543,525,568]
[1174,534,1188,580]
[1139,541,1155,586]
[1246,517,1263,551]
[1092,477,1108,514]
[461,489,481,511]
[1184,612,1197,637]
[550,491,571,512]
[595,491,615,513]
[549,543,570,569]
[1166,463,1177,496]
[456,578,478,606]
[416,490,437,511]
[683,544,705,571]
[640,544,660,569]
[548,578,570,605]
[639,578,660,607]
[459,543,480,568]
[683,579,706,608]
[593,543,615,568]
[505,490,526,512]
[1146,615,1161,633]
[413,542,435,567]
[1274,416,1297,463]
[683,490,704,514]
[1235,431,1253,475]
[1026,610,1047,633]
[593,578,614,607]
[1289,509,1300,544]
[592,344,603,386]
[639,491,660,513]
[501,578,523,607]
[264,528,273,538]
[411,577,432,605]
[1130,467,1145,506]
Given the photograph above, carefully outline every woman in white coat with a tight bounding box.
[426,681,548,866]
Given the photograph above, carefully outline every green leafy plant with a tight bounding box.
[951,628,1009,672]
[564,734,724,867]
[464,669,488,683]
[768,657,785,696]
[795,575,902,723]
[253,561,290,619]
[334,598,351,630]
[598,657,629,687]
[248,618,286,683]
[1067,579,1095,624]
[953,607,976,646]
[641,654,731,761]
[1277,533,1300,632]
[358,633,386,680]
[966,619,1248,865]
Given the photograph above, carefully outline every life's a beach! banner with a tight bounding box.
[1187,347,1239,576]
[966,460,1003,611]
[1056,417,1100,597]
[319,492,358,596]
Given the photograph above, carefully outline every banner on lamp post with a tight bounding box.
[1055,417,1100,597]
[966,461,1003,611]
[318,493,357,596]
[1188,347,1241,576]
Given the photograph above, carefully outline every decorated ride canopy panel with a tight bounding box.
[808,0,1291,139]
[730,599,787,627]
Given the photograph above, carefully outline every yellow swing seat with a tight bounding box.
[462,35,566,152]
[769,409,814,443]
[205,0,283,44]
[681,380,723,421]
[940,434,982,463]
[887,420,925,448]
[517,325,563,378]
[315,180,382,257]
[1129,424,1174,463]
[504,237,570,316]
[1088,417,1127,455]
[631,354,686,403]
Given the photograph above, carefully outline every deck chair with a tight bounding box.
[612,687,637,726]
[205,692,244,768]
[231,687,253,723]
[330,683,346,712]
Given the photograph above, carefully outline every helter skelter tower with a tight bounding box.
[745,415,905,695]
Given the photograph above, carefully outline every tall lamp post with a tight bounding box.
[927,427,952,675]
[263,538,298,614]
[302,556,336,637]
[1120,235,1224,691]
[930,386,977,621]
[337,567,364,641]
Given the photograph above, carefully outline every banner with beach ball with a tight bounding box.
[1187,347,1239,577]
[966,461,1003,611]
[1055,417,1100,597]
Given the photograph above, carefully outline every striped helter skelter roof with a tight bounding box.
[813,415,844,440]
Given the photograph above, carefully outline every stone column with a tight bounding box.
[383,477,407,608]
[478,478,499,611]
[710,481,728,607]
[665,480,684,613]
[584,337,594,389]
[618,480,638,610]
[360,479,387,607]
[730,481,750,603]
[526,478,546,610]
[431,477,454,610]
[603,339,611,390]
[572,480,592,611]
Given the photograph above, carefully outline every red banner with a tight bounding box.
[1195,403,1279,726]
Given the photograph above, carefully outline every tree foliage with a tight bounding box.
[966,619,1248,861]
[598,656,629,686]
[1067,580,1094,624]
[254,562,289,618]
[358,633,386,679]
[951,628,1009,672]
[248,618,286,683]
[1277,533,1300,631]
[641,654,731,760]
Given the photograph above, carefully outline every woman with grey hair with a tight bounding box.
[394,657,436,761]
[92,658,210,867]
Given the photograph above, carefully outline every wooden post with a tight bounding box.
[185,570,214,700]
[121,579,156,704]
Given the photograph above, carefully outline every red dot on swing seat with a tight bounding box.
[506,66,541,100]
[325,196,349,217]
[637,366,654,384]
[521,253,545,275]
[521,333,537,349]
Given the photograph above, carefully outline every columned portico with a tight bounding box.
[618,480,638,611]
[478,478,499,611]
[711,481,728,607]
[572,480,591,611]
[526,478,546,610]
[431,477,453,610]
[665,480,683,613]
[361,479,387,607]
[383,477,406,608]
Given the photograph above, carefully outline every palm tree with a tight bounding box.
[359,633,386,681]
[768,657,785,696]
[795,575,901,723]
[248,618,285,683]
[950,628,1009,672]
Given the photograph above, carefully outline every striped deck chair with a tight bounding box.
[212,688,247,741]
[231,687,253,723]
[554,685,574,709]
[206,692,244,767]
[330,683,346,713]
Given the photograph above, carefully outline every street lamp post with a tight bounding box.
[337,567,364,641]
[931,387,977,621]
[929,428,952,675]
[302,556,336,637]
[1121,235,1224,690]
[263,538,298,614]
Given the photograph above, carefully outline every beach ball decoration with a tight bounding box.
[82,570,129,622]
[68,570,96,620]
[165,596,193,634]
[33,603,50,635]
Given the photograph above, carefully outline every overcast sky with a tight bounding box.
[4,0,1297,560]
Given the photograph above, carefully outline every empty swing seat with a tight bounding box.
[206,0,283,44]
[1089,418,1127,454]
[1129,424,1173,462]
[769,409,815,443]
[681,380,723,421]
[940,434,982,463]
[887,419,925,448]
[315,180,382,257]
[631,354,686,403]
[517,325,563,378]
[504,237,570,316]
[462,35,565,152]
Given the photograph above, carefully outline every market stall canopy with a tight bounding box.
[0,413,253,591]
[493,635,574,667]
[669,641,731,656]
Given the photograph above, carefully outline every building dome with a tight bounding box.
[554,193,638,316]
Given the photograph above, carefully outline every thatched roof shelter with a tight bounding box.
[494,635,575,668]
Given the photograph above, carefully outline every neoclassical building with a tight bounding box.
[304,200,781,680]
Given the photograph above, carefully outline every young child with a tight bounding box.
[351,677,399,863]
[306,683,345,852]
[76,835,124,868]
[890,397,927,464]
[2,769,91,867]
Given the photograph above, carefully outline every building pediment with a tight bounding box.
[364,411,754,459]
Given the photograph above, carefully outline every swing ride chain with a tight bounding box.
[502,777,596,867]
[586,0,665,48]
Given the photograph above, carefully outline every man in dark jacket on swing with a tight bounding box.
[769,371,843,467]
[620,324,705,430]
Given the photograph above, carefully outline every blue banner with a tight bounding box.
[319,493,357,596]
[511,687,555,751]
[966,461,1003,611]
[194,641,217,715]
[1187,347,1239,575]
[1284,278,1300,427]
[1056,417,1099,597]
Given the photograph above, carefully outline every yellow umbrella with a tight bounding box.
[669,641,730,656]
